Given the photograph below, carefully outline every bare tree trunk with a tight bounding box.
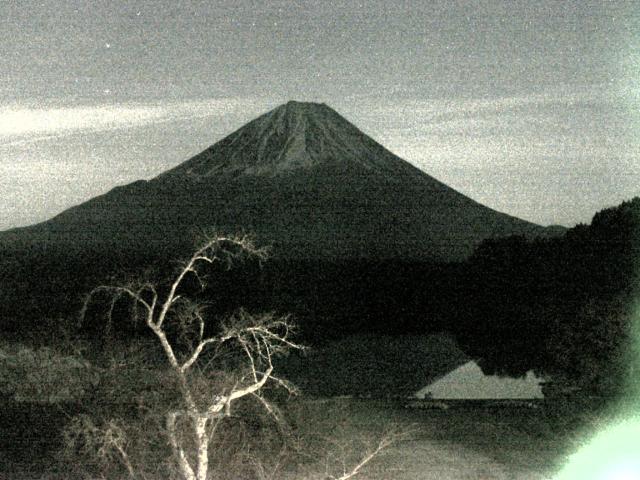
[167,412,196,480]
[195,416,209,480]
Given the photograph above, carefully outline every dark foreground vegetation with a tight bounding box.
[0,198,638,478]
[2,198,638,395]
[0,395,617,479]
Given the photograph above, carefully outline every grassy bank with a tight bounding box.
[0,396,612,479]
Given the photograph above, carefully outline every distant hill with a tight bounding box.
[0,101,561,262]
[450,197,640,395]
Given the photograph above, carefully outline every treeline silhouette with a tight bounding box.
[0,198,638,395]
[452,198,640,395]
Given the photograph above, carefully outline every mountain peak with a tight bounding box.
[160,101,411,179]
[282,99,328,109]
[2,100,557,263]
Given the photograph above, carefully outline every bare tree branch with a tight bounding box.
[325,428,406,480]
[180,338,220,373]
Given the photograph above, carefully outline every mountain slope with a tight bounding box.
[1,101,559,261]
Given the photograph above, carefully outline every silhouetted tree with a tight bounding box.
[452,197,640,394]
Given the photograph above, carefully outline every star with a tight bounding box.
[105,43,111,49]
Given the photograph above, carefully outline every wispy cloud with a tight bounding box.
[355,85,637,163]
[346,85,640,226]
[0,98,266,147]
[365,85,623,131]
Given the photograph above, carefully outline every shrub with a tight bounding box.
[0,343,99,403]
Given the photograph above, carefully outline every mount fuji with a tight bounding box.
[1,101,559,261]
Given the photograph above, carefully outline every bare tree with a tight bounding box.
[322,430,399,480]
[81,235,302,480]
[78,234,399,480]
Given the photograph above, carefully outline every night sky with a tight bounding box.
[1,0,638,230]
